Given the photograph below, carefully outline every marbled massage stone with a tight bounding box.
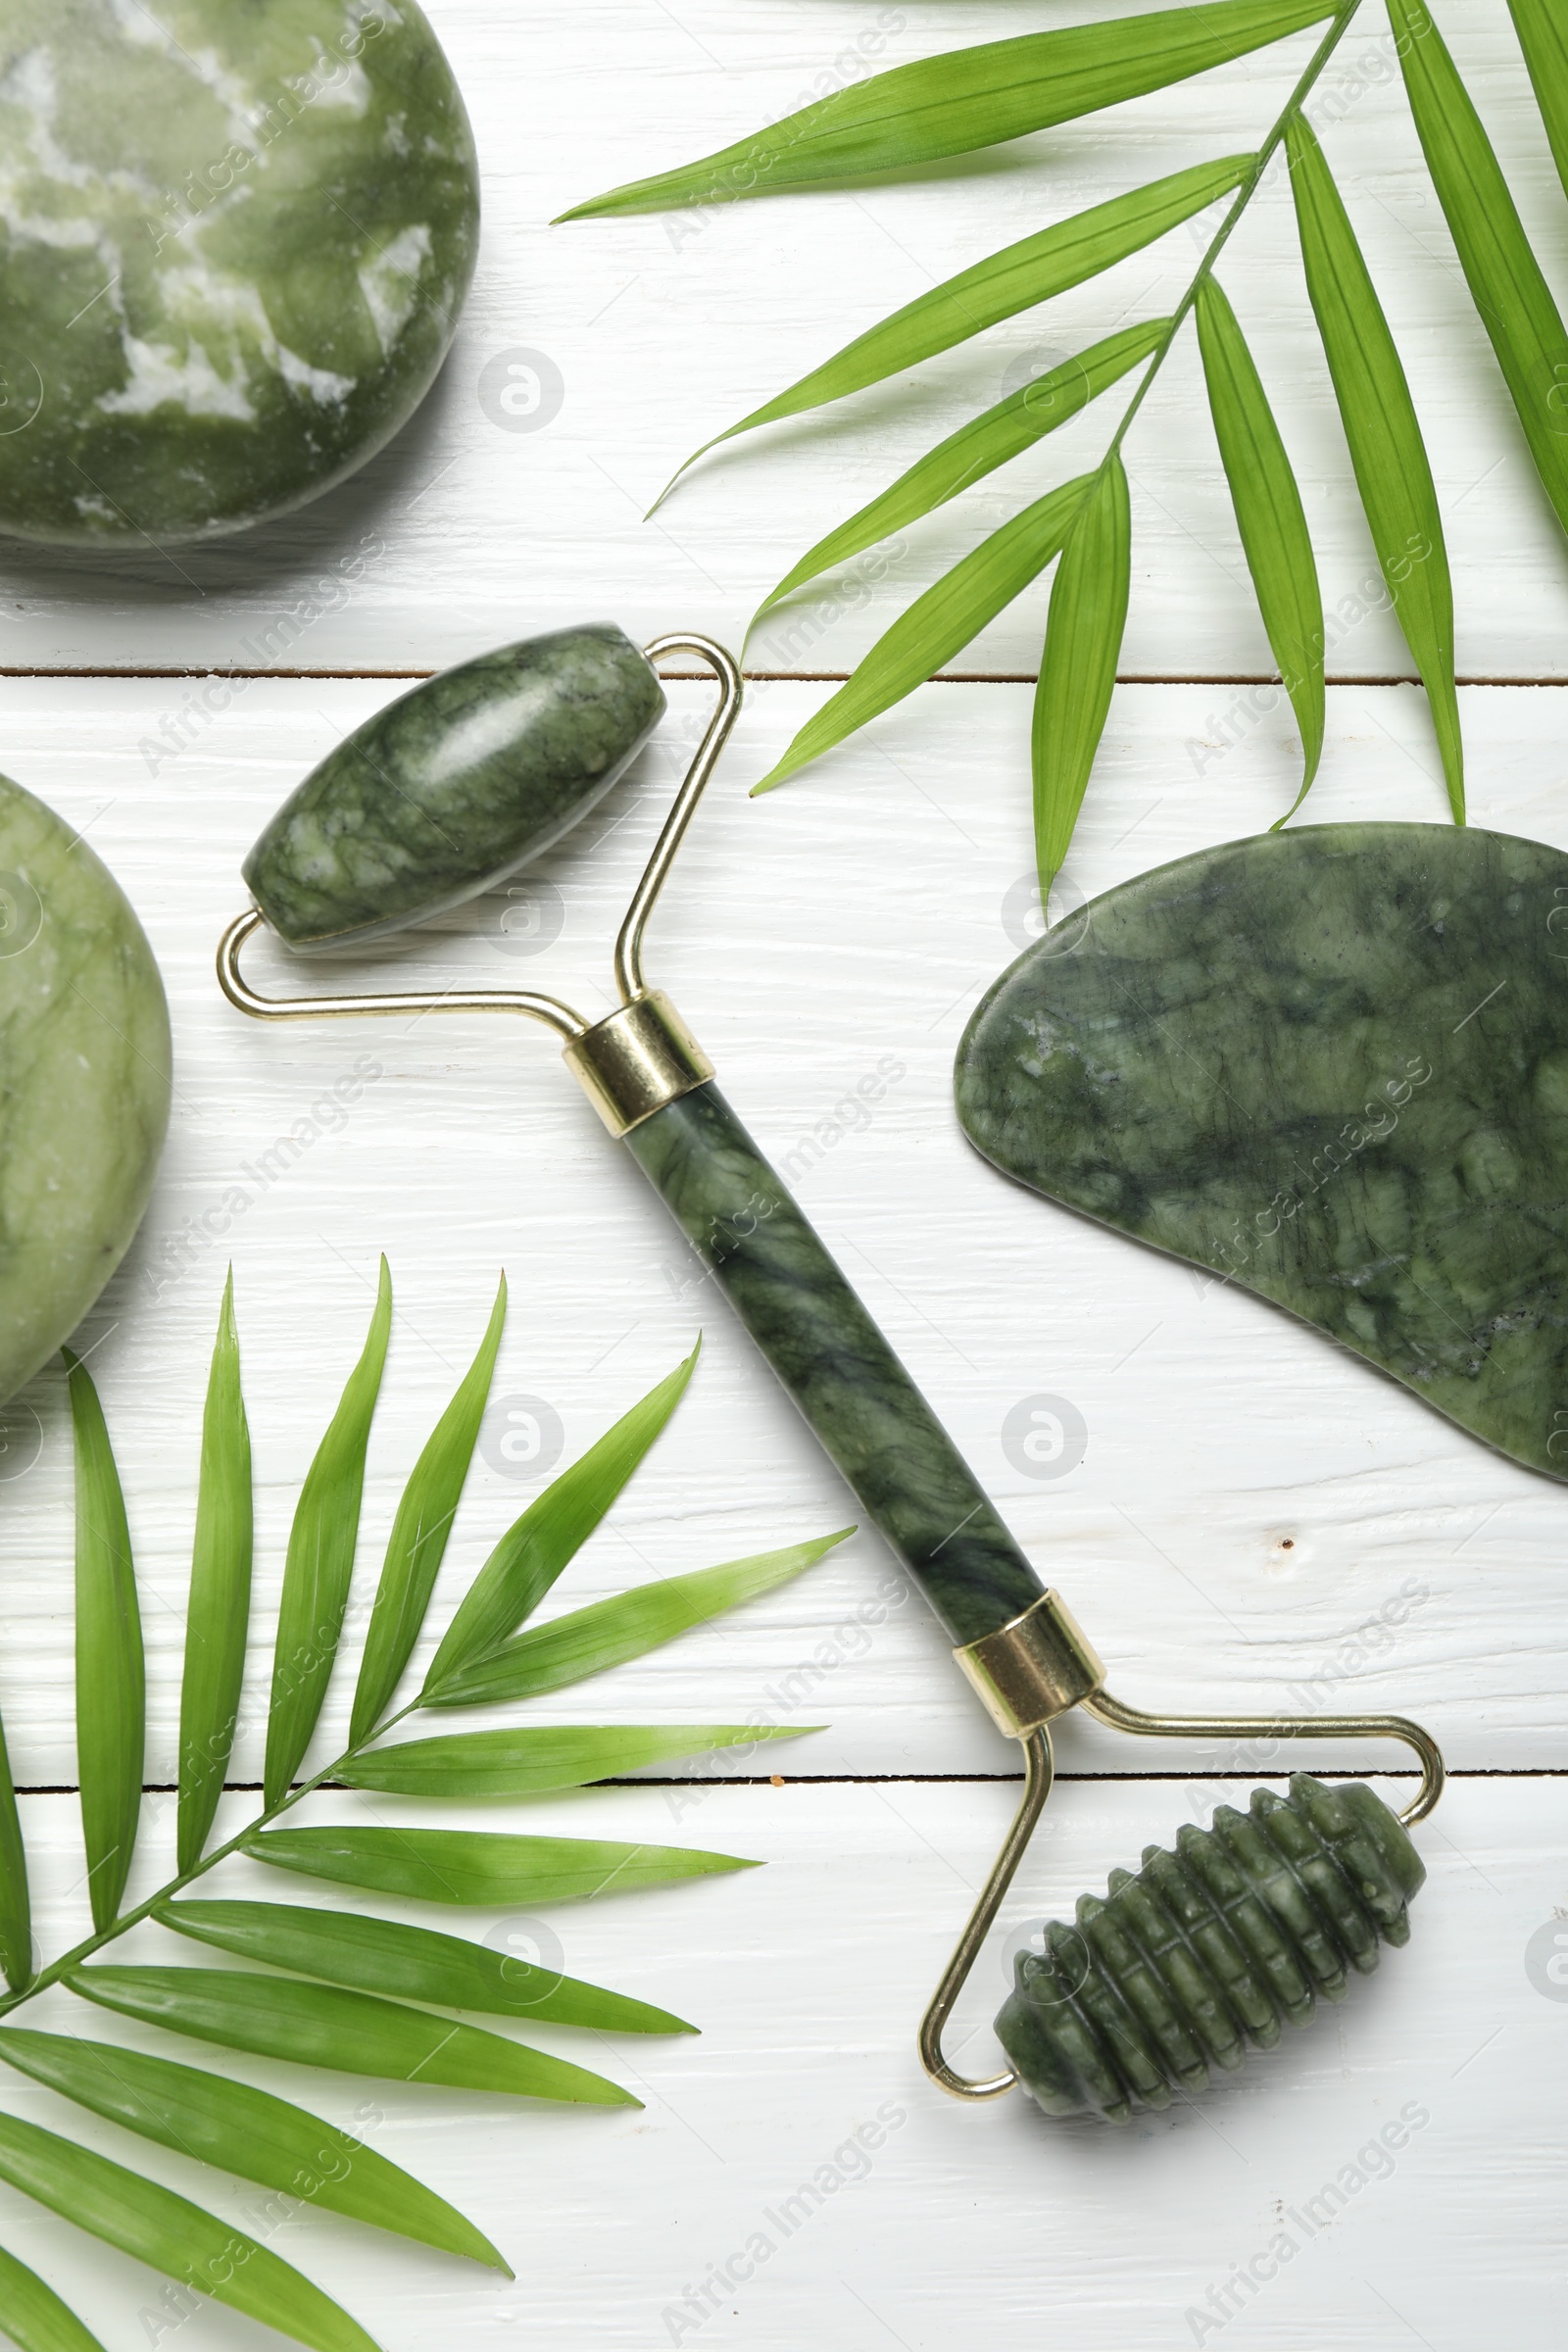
[956,822,1568,1480]
[0,0,478,543]
[244,624,667,950]
[0,773,171,1402]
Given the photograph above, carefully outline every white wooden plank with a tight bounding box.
[0,1,1564,675]
[2,1776,1561,2350]
[0,672,1561,1784]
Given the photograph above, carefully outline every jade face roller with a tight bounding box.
[219,625,1444,2125]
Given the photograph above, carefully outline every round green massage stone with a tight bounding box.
[0,0,479,545]
[0,775,171,1403]
[244,623,667,950]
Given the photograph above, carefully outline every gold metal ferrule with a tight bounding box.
[563,990,713,1137]
[953,1590,1105,1740]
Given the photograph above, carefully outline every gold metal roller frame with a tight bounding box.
[919,1592,1444,2101]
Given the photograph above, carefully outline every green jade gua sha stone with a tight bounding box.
[0,0,478,544]
[0,774,171,1401]
[231,641,1436,2123]
[956,821,1568,1482]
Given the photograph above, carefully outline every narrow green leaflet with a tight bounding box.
[0,2242,106,2352]
[429,1532,850,1707]
[177,1271,253,1875]
[1286,114,1462,816]
[1508,0,1568,202]
[0,2030,508,2272]
[755,475,1094,797]
[0,1708,29,1994]
[1391,0,1568,540]
[67,1968,635,2107]
[158,1899,696,2033]
[1032,456,1132,892]
[339,1722,810,1798]
[1195,277,1325,810]
[421,1347,697,1697]
[266,1260,393,1807]
[350,1275,507,1743]
[657,158,1250,503]
[243,1825,759,1905]
[0,2113,377,2352]
[562,0,1329,216]
[751,320,1169,632]
[65,1350,143,1936]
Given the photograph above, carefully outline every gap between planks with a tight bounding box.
[12,1766,1566,1797]
[4,667,1567,687]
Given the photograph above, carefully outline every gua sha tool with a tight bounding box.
[956,823,1568,1483]
[219,628,1444,2125]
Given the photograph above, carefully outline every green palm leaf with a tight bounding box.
[0,2030,508,2271]
[564,0,1568,877]
[755,476,1094,797]
[1195,276,1326,811]
[1390,0,1568,541]
[65,1350,143,1936]
[339,1721,810,1797]
[0,2112,377,2352]
[350,1275,507,1743]
[1286,112,1462,817]
[1032,456,1133,893]
[427,1531,850,1707]
[0,1270,819,2347]
[658,158,1251,505]
[1508,0,1568,203]
[750,320,1169,634]
[67,1968,635,2106]
[242,1824,759,1905]
[561,0,1330,216]
[177,1272,253,1874]
[0,2241,105,2352]
[266,1260,392,1807]
[0,1707,29,1994]
[421,1346,697,1696]
[157,1899,695,2033]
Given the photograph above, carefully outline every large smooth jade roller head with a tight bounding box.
[220,626,1446,2124]
[244,624,666,950]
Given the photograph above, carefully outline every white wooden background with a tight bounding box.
[2,3,1566,2347]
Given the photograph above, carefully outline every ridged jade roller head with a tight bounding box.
[243,623,666,953]
[996,1774,1424,2123]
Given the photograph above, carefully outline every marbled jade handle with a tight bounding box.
[622,1084,1046,1647]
